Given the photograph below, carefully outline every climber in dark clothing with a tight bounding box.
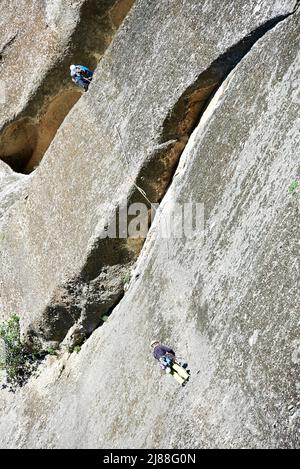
[151,340,175,360]
[150,340,188,372]
[70,64,94,92]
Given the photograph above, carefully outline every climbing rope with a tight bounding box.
[81,69,173,262]
[100,89,155,208]
[83,70,156,207]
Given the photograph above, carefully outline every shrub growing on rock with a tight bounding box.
[0,314,39,389]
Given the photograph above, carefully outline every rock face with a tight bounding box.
[1,0,298,348]
[0,0,136,345]
[0,162,28,227]
[0,0,299,449]
[0,0,134,173]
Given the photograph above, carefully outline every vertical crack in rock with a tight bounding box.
[0,0,135,174]
[129,12,297,211]
[26,11,296,349]
[159,12,296,164]
[0,33,18,61]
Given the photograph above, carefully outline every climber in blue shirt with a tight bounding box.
[70,64,94,92]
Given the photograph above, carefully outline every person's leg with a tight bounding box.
[171,369,185,385]
[172,362,189,380]
[175,356,188,368]
[76,77,89,91]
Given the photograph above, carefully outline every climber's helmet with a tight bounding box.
[150,340,159,348]
[70,64,76,73]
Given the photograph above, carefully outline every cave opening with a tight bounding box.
[0,89,81,174]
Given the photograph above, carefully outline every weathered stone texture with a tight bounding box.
[0,0,299,449]
[1,0,298,347]
[0,0,134,173]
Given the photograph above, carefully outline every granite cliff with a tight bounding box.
[0,0,299,449]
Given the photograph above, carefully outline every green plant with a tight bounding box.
[122,271,132,286]
[46,347,58,356]
[0,314,30,387]
[68,345,81,354]
[289,179,299,194]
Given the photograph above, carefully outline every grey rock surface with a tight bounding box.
[0,0,134,173]
[0,161,28,227]
[0,0,299,449]
[1,0,298,347]
[0,0,83,132]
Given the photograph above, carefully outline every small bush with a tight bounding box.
[46,347,58,356]
[122,271,132,286]
[68,345,81,354]
[0,314,30,388]
[289,179,299,194]
[0,315,48,390]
